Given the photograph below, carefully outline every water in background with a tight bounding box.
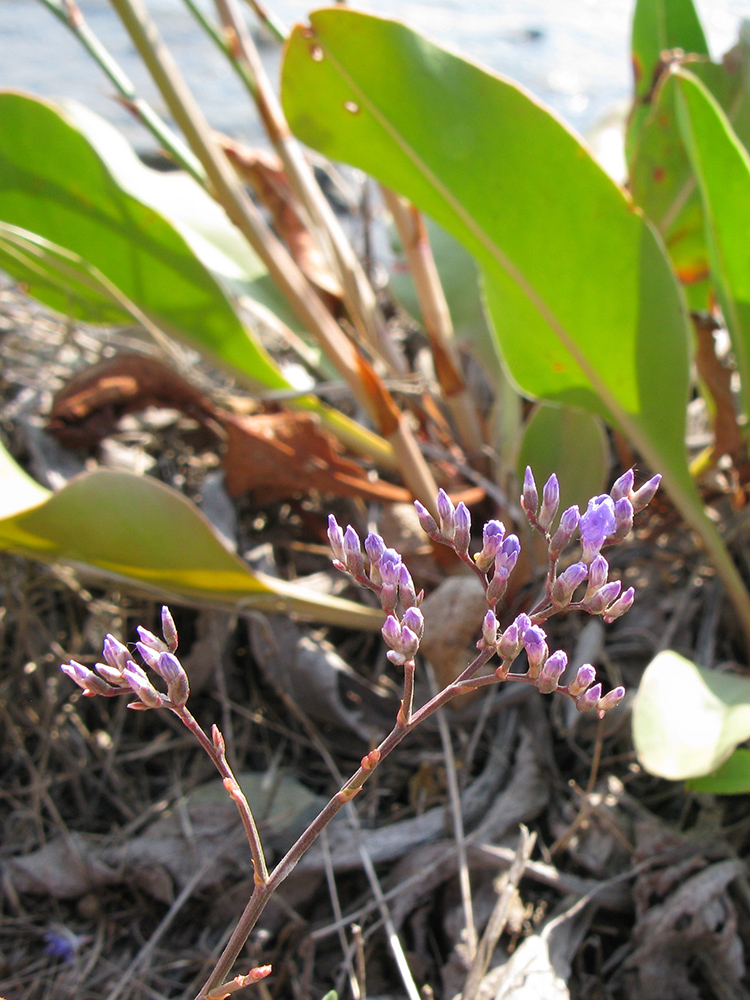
[0,0,748,151]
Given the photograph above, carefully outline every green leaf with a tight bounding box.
[627,0,709,158]
[0,90,286,390]
[0,442,382,630]
[686,748,750,794]
[516,404,609,517]
[673,69,750,420]
[281,9,750,629]
[633,649,750,779]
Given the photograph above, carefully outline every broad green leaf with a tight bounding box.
[687,748,750,794]
[673,69,750,420]
[516,404,609,517]
[0,443,382,630]
[627,0,709,158]
[58,99,302,331]
[0,90,286,390]
[633,649,750,779]
[281,9,750,629]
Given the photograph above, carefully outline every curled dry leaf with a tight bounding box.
[46,353,412,504]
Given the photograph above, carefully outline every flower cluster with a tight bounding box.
[330,467,661,719]
[62,606,189,710]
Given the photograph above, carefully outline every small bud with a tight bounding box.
[102,634,130,671]
[161,606,178,653]
[436,489,456,541]
[414,500,441,540]
[537,649,568,694]
[497,621,522,661]
[136,626,168,654]
[402,606,424,639]
[327,514,346,567]
[584,554,609,599]
[156,651,189,707]
[523,625,548,678]
[585,579,621,615]
[122,661,164,708]
[580,495,617,562]
[631,474,661,513]
[538,475,560,533]
[603,587,635,622]
[453,502,471,555]
[608,497,634,543]
[522,466,539,519]
[475,520,505,573]
[495,534,521,574]
[548,505,580,559]
[550,561,588,608]
[136,641,161,671]
[567,664,596,697]
[399,626,420,660]
[576,682,603,713]
[610,469,634,502]
[596,686,625,717]
[486,565,510,605]
[62,659,117,697]
[480,609,499,649]
[95,663,126,686]
[398,563,418,610]
[365,533,386,584]
[212,725,226,754]
[381,615,402,650]
[379,549,402,586]
[343,526,365,578]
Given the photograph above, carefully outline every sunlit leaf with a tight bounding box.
[633,649,750,779]
[686,748,750,794]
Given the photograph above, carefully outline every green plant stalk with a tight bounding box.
[240,0,286,45]
[106,0,441,514]
[37,0,206,184]
[209,0,407,376]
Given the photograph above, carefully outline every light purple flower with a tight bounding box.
[522,466,539,518]
[537,649,568,694]
[631,474,661,513]
[603,587,635,622]
[436,489,456,540]
[567,664,596,697]
[579,495,617,561]
[453,502,471,555]
[523,624,548,677]
[549,505,580,559]
[610,469,634,502]
[538,474,560,533]
[414,500,440,540]
[551,561,588,608]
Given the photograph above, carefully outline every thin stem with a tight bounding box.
[37,0,206,183]
[175,708,268,884]
[240,0,287,44]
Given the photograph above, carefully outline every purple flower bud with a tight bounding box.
[155,651,184,684]
[453,502,471,555]
[381,615,402,650]
[497,621,522,661]
[603,587,635,622]
[399,563,418,610]
[399,626,420,660]
[576,682,603,713]
[522,466,539,518]
[608,498,634,543]
[567,664,597,697]
[515,613,532,634]
[631,474,661,513]
[486,565,509,605]
[379,548,402,586]
[62,659,116,697]
[380,583,398,616]
[585,554,609,598]
[102,634,130,671]
[610,469,634,502]
[548,505,580,559]
[475,520,505,572]
[585,579,622,614]
[327,515,346,566]
[136,626,167,654]
[480,610,499,649]
[551,561,588,608]
[95,663,126,686]
[495,534,521,574]
[136,641,161,671]
[160,654,189,708]
[402,606,425,639]
[414,500,441,540]
[365,533,386,585]
[538,475,560,533]
[436,489,456,541]
[161,606,178,653]
[596,686,625,717]
[523,624,548,678]
[580,495,617,562]
[344,526,365,578]
[122,661,164,708]
[537,649,568,694]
